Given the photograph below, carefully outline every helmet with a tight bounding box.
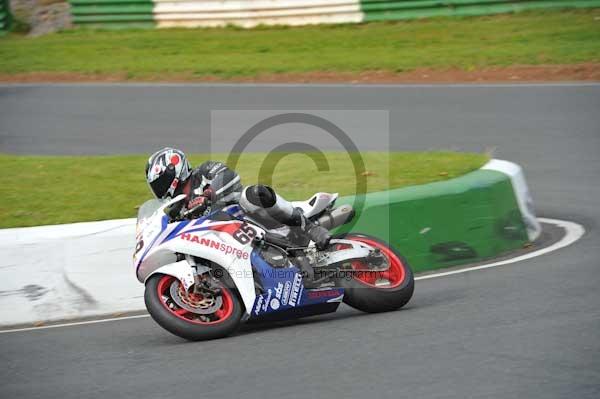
[145,148,192,199]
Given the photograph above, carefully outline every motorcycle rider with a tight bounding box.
[145,147,332,250]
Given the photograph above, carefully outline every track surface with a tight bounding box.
[1,83,599,398]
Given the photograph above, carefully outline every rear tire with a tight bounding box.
[144,270,243,341]
[336,233,414,313]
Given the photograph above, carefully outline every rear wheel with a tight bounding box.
[144,271,243,341]
[335,233,414,313]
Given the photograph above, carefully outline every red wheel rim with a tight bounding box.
[340,236,406,289]
[156,275,234,325]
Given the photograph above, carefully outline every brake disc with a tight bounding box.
[169,280,223,315]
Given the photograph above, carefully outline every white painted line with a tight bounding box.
[415,218,585,281]
[0,217,585,335]
[0,314,150,335]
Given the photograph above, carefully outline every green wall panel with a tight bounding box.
[334,169,529,273]
[0,0,11,34]
[69,0,155,27]
[361,0,600,22]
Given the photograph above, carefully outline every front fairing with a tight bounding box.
[133,203,263,314]
[133,199,171,272]
[133,202,261,281]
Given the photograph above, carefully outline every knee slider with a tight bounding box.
[245,185,276,208]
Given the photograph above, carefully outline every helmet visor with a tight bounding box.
[148,165,176,199]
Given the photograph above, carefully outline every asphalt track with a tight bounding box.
[1,83,599,399]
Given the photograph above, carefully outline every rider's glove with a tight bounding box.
[184,196,209,219]
[202,187,216,203]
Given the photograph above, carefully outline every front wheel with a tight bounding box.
[144,272,243,341]
[335,233,414,313]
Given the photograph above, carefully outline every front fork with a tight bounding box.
[187,255,224,296]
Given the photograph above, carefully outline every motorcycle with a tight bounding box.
[134,192,414,341]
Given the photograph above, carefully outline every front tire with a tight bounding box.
[144,272,243,341]
[336,233,414,313]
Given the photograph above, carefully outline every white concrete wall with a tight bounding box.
[482,159,542,242]
[0,219,142,326]
[153,0,363,28]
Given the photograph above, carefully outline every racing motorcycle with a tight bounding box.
[134,192,414,341]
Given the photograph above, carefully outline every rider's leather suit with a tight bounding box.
[174,161,331,250]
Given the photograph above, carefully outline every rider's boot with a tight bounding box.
[290,208,332,251]
[283,208,332,288]
[293,255,320,288]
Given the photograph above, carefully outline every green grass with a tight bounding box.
[0,152,488,228]
[1,10,599,78]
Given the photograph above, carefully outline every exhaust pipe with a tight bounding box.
[317,205,355,230]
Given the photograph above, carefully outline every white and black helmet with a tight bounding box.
[145,147,192,199]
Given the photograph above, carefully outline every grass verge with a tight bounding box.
[0,152,488,228]
[0,10,599,79]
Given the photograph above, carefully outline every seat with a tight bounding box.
[291,192,338,218]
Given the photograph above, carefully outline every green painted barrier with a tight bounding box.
[69,0,155,28]
[67,0,600,28]
[334,168,530,273]
[360,0,600,21]
[0,0,11,34]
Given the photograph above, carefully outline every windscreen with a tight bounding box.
[137,199,164,222]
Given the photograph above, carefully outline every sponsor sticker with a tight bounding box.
[270,298,280,310]
[307,290,342,300]
[254,275,310,315]
[254,296,264,316]
[263,289,272,312]
[274,282,283,299]
[180,233,249,259]
[281,281,292,305]
[288,273,303,307]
